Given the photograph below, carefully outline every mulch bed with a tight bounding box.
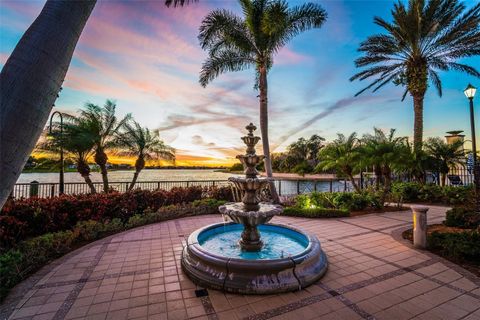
[402,224,480,277]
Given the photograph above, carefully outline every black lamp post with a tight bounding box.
[464,83,478,212]
[49,111,64,195]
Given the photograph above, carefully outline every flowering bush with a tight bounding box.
[0,186,232,252]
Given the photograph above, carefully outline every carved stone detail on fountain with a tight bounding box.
[219,123,283,251]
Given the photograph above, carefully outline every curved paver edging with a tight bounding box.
[390,225,480,287]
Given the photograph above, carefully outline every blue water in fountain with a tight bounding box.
[198,224,309,260]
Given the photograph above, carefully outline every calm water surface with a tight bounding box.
[17,169,233,183]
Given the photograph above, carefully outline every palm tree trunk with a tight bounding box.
[348,174,361,193]
[129,172,140,191]
[0,0,96,209]
[413,95,424,152]
[94,149,109,193]
[258,66,280,204]
[129,156,145,191]
[77,159,96,193]
[441,173,446,187]
[82,175,97,194]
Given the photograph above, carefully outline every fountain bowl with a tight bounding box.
[181,222,328,294]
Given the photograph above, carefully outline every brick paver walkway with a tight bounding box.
[2,205,479,320]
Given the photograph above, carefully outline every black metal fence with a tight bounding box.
[11,178,357,199]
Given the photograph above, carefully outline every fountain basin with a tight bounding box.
[181,222,328,294]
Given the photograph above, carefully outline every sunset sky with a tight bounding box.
[1,0,479,166]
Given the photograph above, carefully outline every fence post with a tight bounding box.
[313,181,317,192]
[50,184,55,197]
[278,180,282,196]
[29,181,39,198]
[296,180,300,194]
[329,180,333,192]
[187,181,190,188]
[212,181,216,187]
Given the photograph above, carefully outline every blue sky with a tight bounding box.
[1,0,479,165]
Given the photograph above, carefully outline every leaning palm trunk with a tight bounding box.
[348,173,361,193]
[0,0,96,209]
[129,156,145,191]
[94,149,109,192]
[413,95,424,152]
[258,67,280,203]
[77,160,96,194]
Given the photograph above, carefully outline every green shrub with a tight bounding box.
[444,208,480,229]
[418,184,443,202]
[310,192,336,208]
[428,230,480,263]
[333,192,369,211]
[283,207,349,218]
[391,182,421,203]
[442,185,474,206]
[294,194,311,209]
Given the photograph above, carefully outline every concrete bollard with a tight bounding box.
[411,206,429,249]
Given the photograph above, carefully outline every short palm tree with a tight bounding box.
[350,0,480,151]
[38,122,97,193]
[424,137,465,186]
[115,121,175,190]
[73,100,131,193]
[198,0,327,202]
[361,128,408,192]
[316,133,362,192]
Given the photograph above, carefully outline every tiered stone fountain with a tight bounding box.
[181,124,327,294]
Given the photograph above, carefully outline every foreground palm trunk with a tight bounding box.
[0,0,96,209]
[413,95,424,152]
[258,67,280,203]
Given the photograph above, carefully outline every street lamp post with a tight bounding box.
[49,111,64,195]
[464,84,478,212]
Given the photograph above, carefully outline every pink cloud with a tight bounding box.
[276,47,312,65]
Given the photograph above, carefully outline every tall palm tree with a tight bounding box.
[115,121,175,190]
[198,0,327,202]
[74,100,131,193]
[350,0,480,151]
[361,128,408,192]
[0,0,194,209]
[38,122,97,193]
[0,0,96,208]
[316,133,362,192]
[424,137,465,186]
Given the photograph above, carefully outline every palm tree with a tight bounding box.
[0,0,96,208]
[0,0,193,209]
[350,0,480,151]
[115,121,175,190]
[361,128,408,192]
[198,0,327,202]
[38,122,97,193]
[316,133,362,192]
[74,100,131,193]
[424,137,465,186]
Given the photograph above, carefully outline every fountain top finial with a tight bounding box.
[246,123,256,137]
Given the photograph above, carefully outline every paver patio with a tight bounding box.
[1,205,479,320]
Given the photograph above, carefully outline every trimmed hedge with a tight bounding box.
[0,186,233,252]
[390,182,474,206]
[444,207,480,229]
[428,230,480,263]
[295,191,383,212]
[0,199,225,301]
[283,207,349,218]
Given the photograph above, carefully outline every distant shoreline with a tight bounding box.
[22,167,229,173]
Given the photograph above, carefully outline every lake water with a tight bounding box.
[17,169,233,184]
[15,169,351,197]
